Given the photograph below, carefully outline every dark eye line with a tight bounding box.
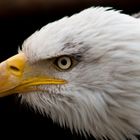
[31,53,82,66]
[71,53,82,62]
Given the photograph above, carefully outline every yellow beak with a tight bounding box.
[0,53,66,97]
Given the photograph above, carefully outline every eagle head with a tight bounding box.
[0,7,140,140]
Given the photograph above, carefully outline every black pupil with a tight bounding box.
[61,59,67,65]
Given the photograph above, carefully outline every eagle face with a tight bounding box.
[1,7,140,140]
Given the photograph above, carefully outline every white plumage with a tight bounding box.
[1,7,140,140]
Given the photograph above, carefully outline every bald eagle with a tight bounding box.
[0,7,140,140]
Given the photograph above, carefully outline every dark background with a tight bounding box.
[0,0,140,139]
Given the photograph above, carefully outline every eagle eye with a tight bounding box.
[55,56,72,70]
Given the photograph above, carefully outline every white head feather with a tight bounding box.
[19,7,140,140]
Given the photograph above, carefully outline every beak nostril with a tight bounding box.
[5,53,26,76]
[9,66,20,72]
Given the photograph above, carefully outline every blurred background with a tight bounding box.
[0,0,140,139]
